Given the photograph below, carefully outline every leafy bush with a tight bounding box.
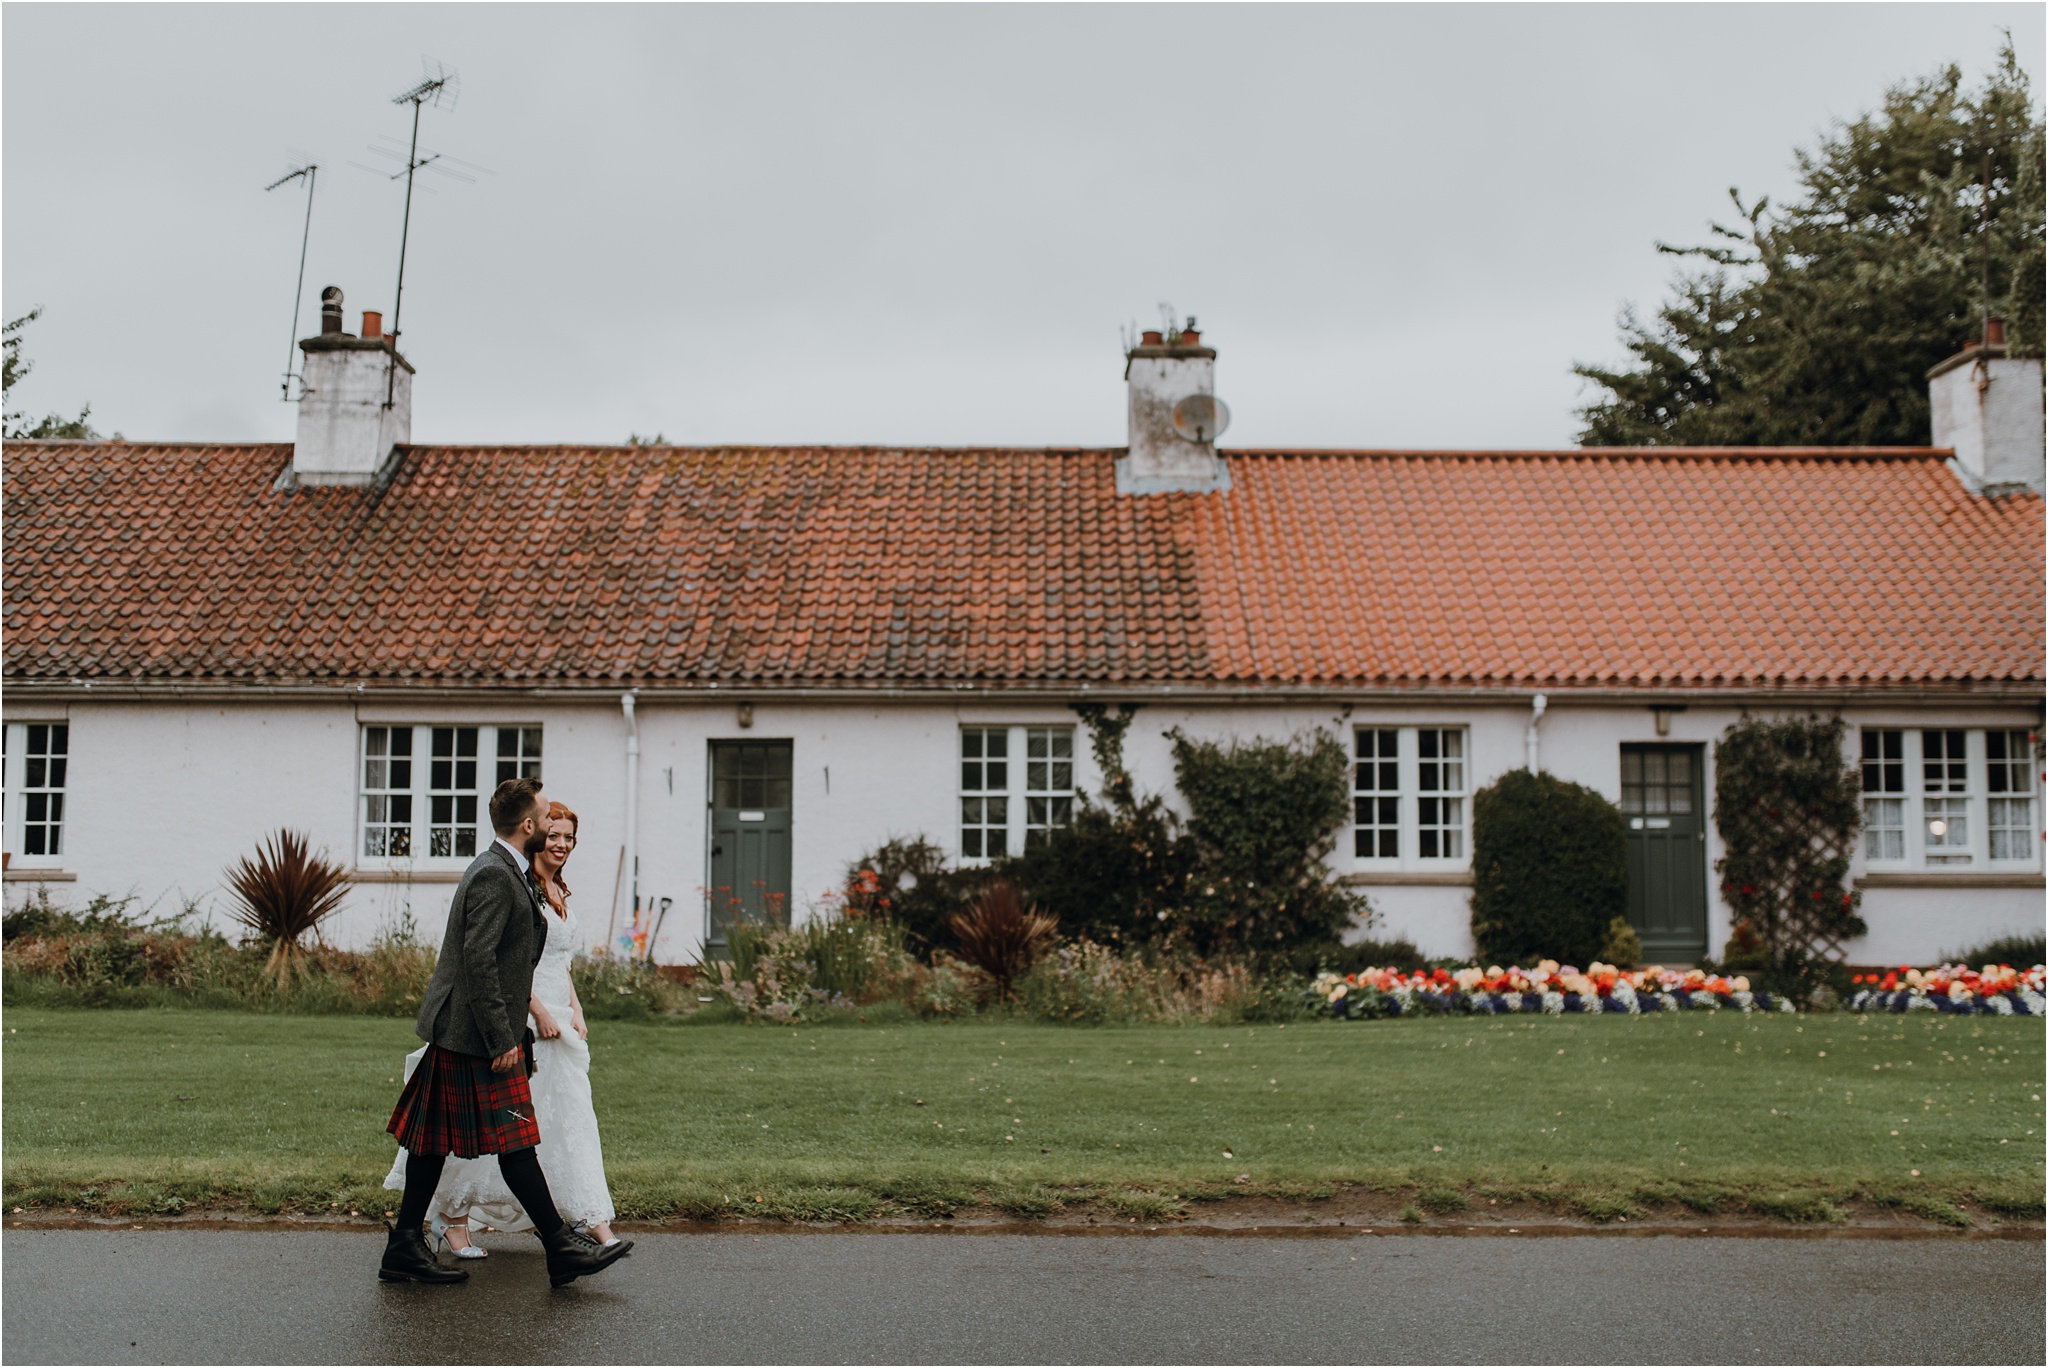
[998,793,1195,948]
[1946,931,2048,968]
[948,879,1057,1001]
[568,956,704,1020]
[838,837,985,959]
[1166,726,1369,961]
[1597,916,1642,970]
[1469,769,1627,966]
[1318,937,1425,975]
[2,889,435,1016]
[1714,715,1866,965]
[703,915,925,1022]
[224,830,349,987]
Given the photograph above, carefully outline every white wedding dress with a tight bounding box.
[383,895,616,1230]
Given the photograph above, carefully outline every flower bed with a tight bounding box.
[1847,964,2046,1016]
[1311,961,1797,1017]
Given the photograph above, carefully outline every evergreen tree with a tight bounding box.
[1576,41,2045,446]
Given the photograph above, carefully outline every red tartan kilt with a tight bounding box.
[387,1044,543,1157]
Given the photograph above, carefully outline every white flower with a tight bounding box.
[1732,991,1754,1012]
[1541,991,1565,1015]
[1988,994,2014,1016]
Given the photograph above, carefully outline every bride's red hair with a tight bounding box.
[539,801,577,906]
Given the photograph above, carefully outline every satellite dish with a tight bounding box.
[1171,394,1231,443]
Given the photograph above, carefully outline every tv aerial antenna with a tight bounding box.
[381,58,461,408]
[264,159,319,401]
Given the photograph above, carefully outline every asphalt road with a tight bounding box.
[3,1229,2042,1365]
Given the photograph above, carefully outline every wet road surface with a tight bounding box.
[4,1229,2042,1365]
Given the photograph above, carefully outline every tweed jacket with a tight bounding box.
[415,842,549,1059]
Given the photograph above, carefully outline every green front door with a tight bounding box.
[1621,744,1709,962]
[707,741,793,953]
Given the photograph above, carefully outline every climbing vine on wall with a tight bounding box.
[1713,714,1867,963]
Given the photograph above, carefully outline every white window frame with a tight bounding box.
[356,723,543,868]
[1859,727,1908,866]
[3,721,71,869]
[1986,728,2039,866]
[1351,724,1472,871]
[1855,726,2042,873]
[957,724,1076,863]
[1920,728,1973,867]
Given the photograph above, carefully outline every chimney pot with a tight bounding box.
[1180,329,1200,345]
[1141,330,1163,346]
[1985,316,2007,347]
[361,311,383,340]
[319,285,345,335]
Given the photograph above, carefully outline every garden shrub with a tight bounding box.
[223,829,349,987]
[999,792,1195,948]
[1468,769,1627,967]
[1318,937,1424,975]
[947,878,1057,1001]
[1166,726,1370,961]
[838,836,985,959]
[1714,715,1866,960]
[1,889,437,1016]
[705,916,923,1022]
[1947,930,2047,968]
[1596,916,1642,969]
[1000,705,1199,947]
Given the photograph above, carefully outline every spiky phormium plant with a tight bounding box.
[225,829,349,987]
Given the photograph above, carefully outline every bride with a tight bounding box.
[384,801,621,1254]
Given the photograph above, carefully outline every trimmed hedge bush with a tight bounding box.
[1469,769,1627,966]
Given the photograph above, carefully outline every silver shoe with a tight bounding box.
[429,1212,489,1260]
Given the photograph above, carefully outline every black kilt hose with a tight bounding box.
[388,1041,543,1157]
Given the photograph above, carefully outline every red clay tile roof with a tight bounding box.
[3,442,2040,690]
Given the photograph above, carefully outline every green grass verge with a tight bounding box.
[3,1008,2040,1223]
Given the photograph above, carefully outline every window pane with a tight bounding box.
[1924,796,1970,863]
[1417,730,1468,859]
[1353,728,1399,860]
[1923,730,1968,793]
[20,721,69,857]
[1862,729,1904,794]
[1864,798,1905,861]
[1989,797,2035,860]
[1024,728,1076,846]
[960,729,1011,858]
[495,726,542,783]
[364,727,415,858]
[1989,730,2034,797]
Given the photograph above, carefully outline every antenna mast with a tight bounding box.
[384,59,459,407]
[264,162,318,401]
[1981,148,1994,344]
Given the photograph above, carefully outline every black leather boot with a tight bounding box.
[378,1222,470,1284]
[539,1223,631,1287]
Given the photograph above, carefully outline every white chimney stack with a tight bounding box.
[291,286,412,486]
[1119,317,1230,494]
[1928,318,2043,496]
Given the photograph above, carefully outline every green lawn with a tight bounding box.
[3,1007,2041,1223]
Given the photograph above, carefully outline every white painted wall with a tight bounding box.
[5,693,2039,968]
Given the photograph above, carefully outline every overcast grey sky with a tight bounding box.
[4,3,2040,449]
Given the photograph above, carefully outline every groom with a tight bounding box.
[380,776,631,1287]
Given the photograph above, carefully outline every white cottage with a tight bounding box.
[4,298,2042,965]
